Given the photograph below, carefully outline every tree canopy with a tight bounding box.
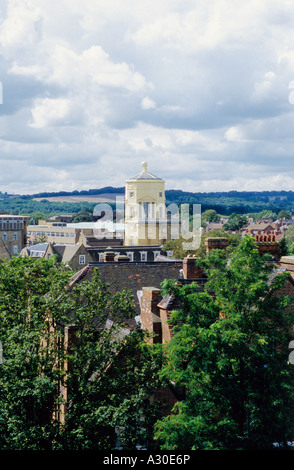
[155,236,294,450]
[0,256,162,450]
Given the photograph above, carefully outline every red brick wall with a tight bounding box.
[182,256,204,279]
[140,287,162,343]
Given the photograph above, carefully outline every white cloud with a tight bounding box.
[0,0,294,194]
[225,126,245,142]
[141,97,156,110]
[28,98,74,128]
[0,0,41,51]
[9,44,149,93]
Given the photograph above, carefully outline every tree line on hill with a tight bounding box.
[1,188,294,218]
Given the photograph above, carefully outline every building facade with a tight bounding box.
[124,162,169,246]
[0,213,30,259]
[27,222,124,246]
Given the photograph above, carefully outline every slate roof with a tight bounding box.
[25,243,49,257]
[157,294,181,311]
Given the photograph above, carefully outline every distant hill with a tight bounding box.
[29,186,125,199]
[33,193,123,204]
[1,187,294,217]
[28,187,294,215]
[165,189,294,215]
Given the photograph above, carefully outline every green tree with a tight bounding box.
[281,225,294,255]
[195,230,241,259]
[71,212,93,223]
[155,236,294,450]
[0,256,69,450]
[279,236,288,256]
[31,211,48,223]
[278,210,292,220]
[223,213,248,231]
[201,209,221,226]
[162,237,190,259]
[61,269,162,450]
[251,210,277,222]
[0,257,162,450]
[33,234,48,244]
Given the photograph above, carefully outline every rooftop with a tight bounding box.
[128,162,163,181]
[0,214,31,220]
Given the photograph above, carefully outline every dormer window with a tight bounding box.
[79,254,86,265]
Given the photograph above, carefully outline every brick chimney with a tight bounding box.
[205,237,229,254]
[280,256,294,278]
[182,255,204,279]
[140,287,162,343]
[256,240,280,260]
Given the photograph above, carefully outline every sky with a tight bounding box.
[1,0,294,195]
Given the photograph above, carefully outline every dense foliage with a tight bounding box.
[0,257,162,450]
[165,189,294,215]
[0,236,294,450]
[163,230,241,259]
[155,236,294,450]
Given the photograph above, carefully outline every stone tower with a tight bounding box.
[124,162,168,246]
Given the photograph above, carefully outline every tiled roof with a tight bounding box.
[244,223,274,230]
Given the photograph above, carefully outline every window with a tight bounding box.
[140,251,147,262]
[159,192,163,197]
[150,202,155,219]
[126,251,134,262]
[2,232,7,240]
[79,254,86,265]
[98,253,104,262]
[13,232,18,240]
[139,202,148,220]
[13,245,19,255]
[129,191,134,198]
[153,251,160,260]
